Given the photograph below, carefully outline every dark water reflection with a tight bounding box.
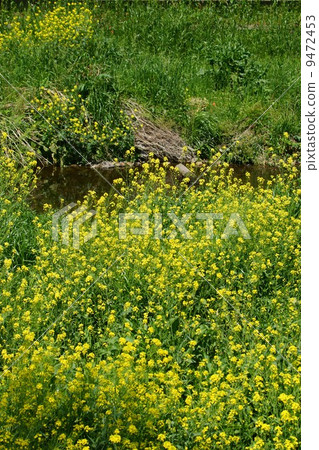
[30,165,132,211]
[30,164,280,212]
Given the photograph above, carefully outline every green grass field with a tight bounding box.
[0,0,300,164]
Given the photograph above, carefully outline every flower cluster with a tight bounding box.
[30,87,133,164]
[0,3,93,50]
[0,146,300,448]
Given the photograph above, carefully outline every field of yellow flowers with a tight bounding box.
[0,141,300,448]
[0,1,300,448]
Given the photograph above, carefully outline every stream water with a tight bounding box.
[30,164,280,211]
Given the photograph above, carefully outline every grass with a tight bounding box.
[0,0,300,164]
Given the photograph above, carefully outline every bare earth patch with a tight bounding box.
[126,100,196,162]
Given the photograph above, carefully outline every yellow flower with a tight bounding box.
[109,434,121,444]
[163,442,177,450]
[3,258,12,269]
[128,424,137,434]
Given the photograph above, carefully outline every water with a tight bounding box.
[30,164,280,211]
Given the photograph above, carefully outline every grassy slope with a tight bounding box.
[107,1,300,151]
[0,1,300,162]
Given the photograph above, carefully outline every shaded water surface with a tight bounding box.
[30,164,280,211]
